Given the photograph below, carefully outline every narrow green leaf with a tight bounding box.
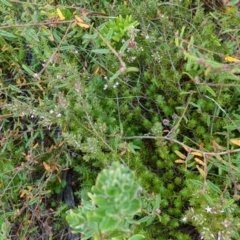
[227,0,239,6]
[91,49,110,54]
[204,194,214,206]
[0,30,16,38]
[106,28,113,40]
[58,45,75,51]
[28,197,39,206]
[9,85,21,93]
[207,180,221,194]
[189,102,200,109]
[223,199,235,209]
[129,234,145,240]
[25,28,39,42]
[120,39,130,53]
[22,64,35,76]
[189,179,203,187]
[109,71,121,82]
[83,33,98,39]
[126,67,139,73]
[0,0,12,7]
[204,85,216,97]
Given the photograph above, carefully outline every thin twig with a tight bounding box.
[122,135,240,157]
[0,20,75,30]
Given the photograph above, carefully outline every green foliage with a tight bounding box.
[66,162,143,239]
[1,0,240,239]
[183,179,240,240]
[83,15,139,49]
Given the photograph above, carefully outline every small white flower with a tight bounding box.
[222,219,231,227]
[74,50,78,54]
[103,84,108,90]
[33,73,39,79]
[113,82,119,89]
[56,113,61,117]
[145,35,150,39]
[50,110,54,114]
[192,215,198,221]
[182,216,188,222]
[205,206,212,213]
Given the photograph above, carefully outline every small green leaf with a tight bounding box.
[207,180,221,194]
[22,64,35,76]
[120,39,130,53]
[28,197,40,206]
[109,71,121,81]
[0,30,17,38]
[204,85,216,97]
[204,194,214,206]
[83,33,98,39]
[223,199,235,209]
[128,142,141,154]
[91,49,110,54]
[226,0,239,6]
[0,0,12,7]
[100,217,120,233]
[126,67,139,73]
[129,234,145,240]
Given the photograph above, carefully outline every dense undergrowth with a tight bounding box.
[1,0,240,239]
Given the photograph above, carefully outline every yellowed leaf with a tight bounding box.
[224,55,240,63]
[75,15,84,23]
[75,15,90,29]
[94,66,106,76]
[27,186,33,192]
[32,142,39,149]
[212,140,223,152]
[57,8,65,20]
[76,22,90,29]
[194,157,206,166]
[43,161,51,172]
[191,151,203,157]
[1,44,8,51]
[182,145,190,153]
[174,150,186,159]
[196,165,206,178]
[20,189,26,198]
[58,141,65,147]
[57,175,61,183]
[175,159,186,164]
[230,139,240,147]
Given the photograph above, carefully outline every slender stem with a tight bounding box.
[122,135,240,157]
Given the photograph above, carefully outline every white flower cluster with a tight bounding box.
[49,109,61,118]
[103,75,120,90]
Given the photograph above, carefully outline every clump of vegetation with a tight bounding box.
[1,0,240,239]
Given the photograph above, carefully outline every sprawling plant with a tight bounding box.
[1,0,240,239]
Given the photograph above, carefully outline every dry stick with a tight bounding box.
[35,22,73,79]
[0,20,75,30]
[166,91,194,138]
[123,135,240,157]
[92,27,127,74]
